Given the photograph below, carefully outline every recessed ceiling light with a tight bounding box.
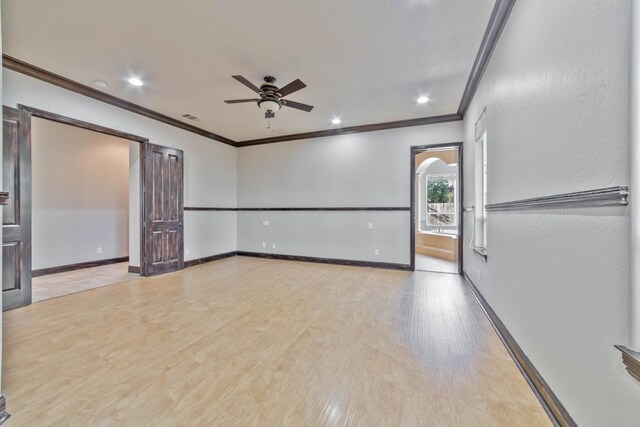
[331,118,341,125]
[417,96,429,104]
[93,79,107,88]
[128,77,144,87]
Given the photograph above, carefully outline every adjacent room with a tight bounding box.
[0,0,639,426]
[413,145,461,274]
[30,117,139,302]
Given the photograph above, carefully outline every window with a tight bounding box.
[425,173,457,233]
[474,110,488,256]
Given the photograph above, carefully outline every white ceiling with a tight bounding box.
[2,0,495,141]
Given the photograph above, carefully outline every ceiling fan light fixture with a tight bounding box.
[258,99,281,113]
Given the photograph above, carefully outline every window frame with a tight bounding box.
[473,109,488,259]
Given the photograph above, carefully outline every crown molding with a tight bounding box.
[3,0,515,147]
[2,54,237,146]
[457,0,517,117]
[236,114,462,147]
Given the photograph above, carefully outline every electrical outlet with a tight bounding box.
[97,247,103,254]
[272,243,276,249]
[374,249,379,256]
[477,270,481,281]
[368,223,373,230]
[262,242,266,248]
[185,248,190,255]
[262,220,270,226]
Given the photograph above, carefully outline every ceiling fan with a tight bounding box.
[224,75,314,119]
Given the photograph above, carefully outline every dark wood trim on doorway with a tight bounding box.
[3,55,236,146]
[32,256,130,277]
[462,272,577,427]
[19,105,148,142]
[410,142,463,273]
[16,104,153,278]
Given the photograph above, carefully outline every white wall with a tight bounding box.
[462,1,639,425]
[3,69,238,265]
[31,118,130,269]
[237,122,462,265]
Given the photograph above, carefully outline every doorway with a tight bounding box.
[410,143,462,274]
[1,105,185,310]
[29,116,138,302]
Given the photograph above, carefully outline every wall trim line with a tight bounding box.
[184,251,238,268]
[128,266,141,274]
[183,251,412,271]
[614,345,640,383]
[185,206,411,212]
[237,251,412,271]
[32,256,130,277]
[485,186,629,212]
[462,271,577,427]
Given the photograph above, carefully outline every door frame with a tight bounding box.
[14,104,154,280]
[410,142,463,274]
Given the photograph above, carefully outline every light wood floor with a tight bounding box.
[4,256,550,426]
[32,262,139,302]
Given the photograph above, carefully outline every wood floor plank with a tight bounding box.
[3,256,551,426]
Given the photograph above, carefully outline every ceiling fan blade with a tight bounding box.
[277,79,306,97]
[232,75,262,94]
[283,100,314,112]
[224,99,260,104]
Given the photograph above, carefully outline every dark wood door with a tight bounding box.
[142,143,184,276]
[2,106,32,311]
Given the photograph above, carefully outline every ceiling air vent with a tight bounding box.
[181,113,201,122]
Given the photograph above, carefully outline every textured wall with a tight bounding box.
[237,122,462,264]
[3,69,238,265]
[462,1,639,425]
[31,118,130,269]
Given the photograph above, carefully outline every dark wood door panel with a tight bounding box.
[142,143,183,276]
[3,117,19,226]
[152,231,164,264]
[2,106,32,311]
[166,230,179,261]
[167,153,180,221]
[2,241,22,292]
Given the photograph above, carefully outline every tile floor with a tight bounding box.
[31,262,140,302]
[415,254,459,273]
